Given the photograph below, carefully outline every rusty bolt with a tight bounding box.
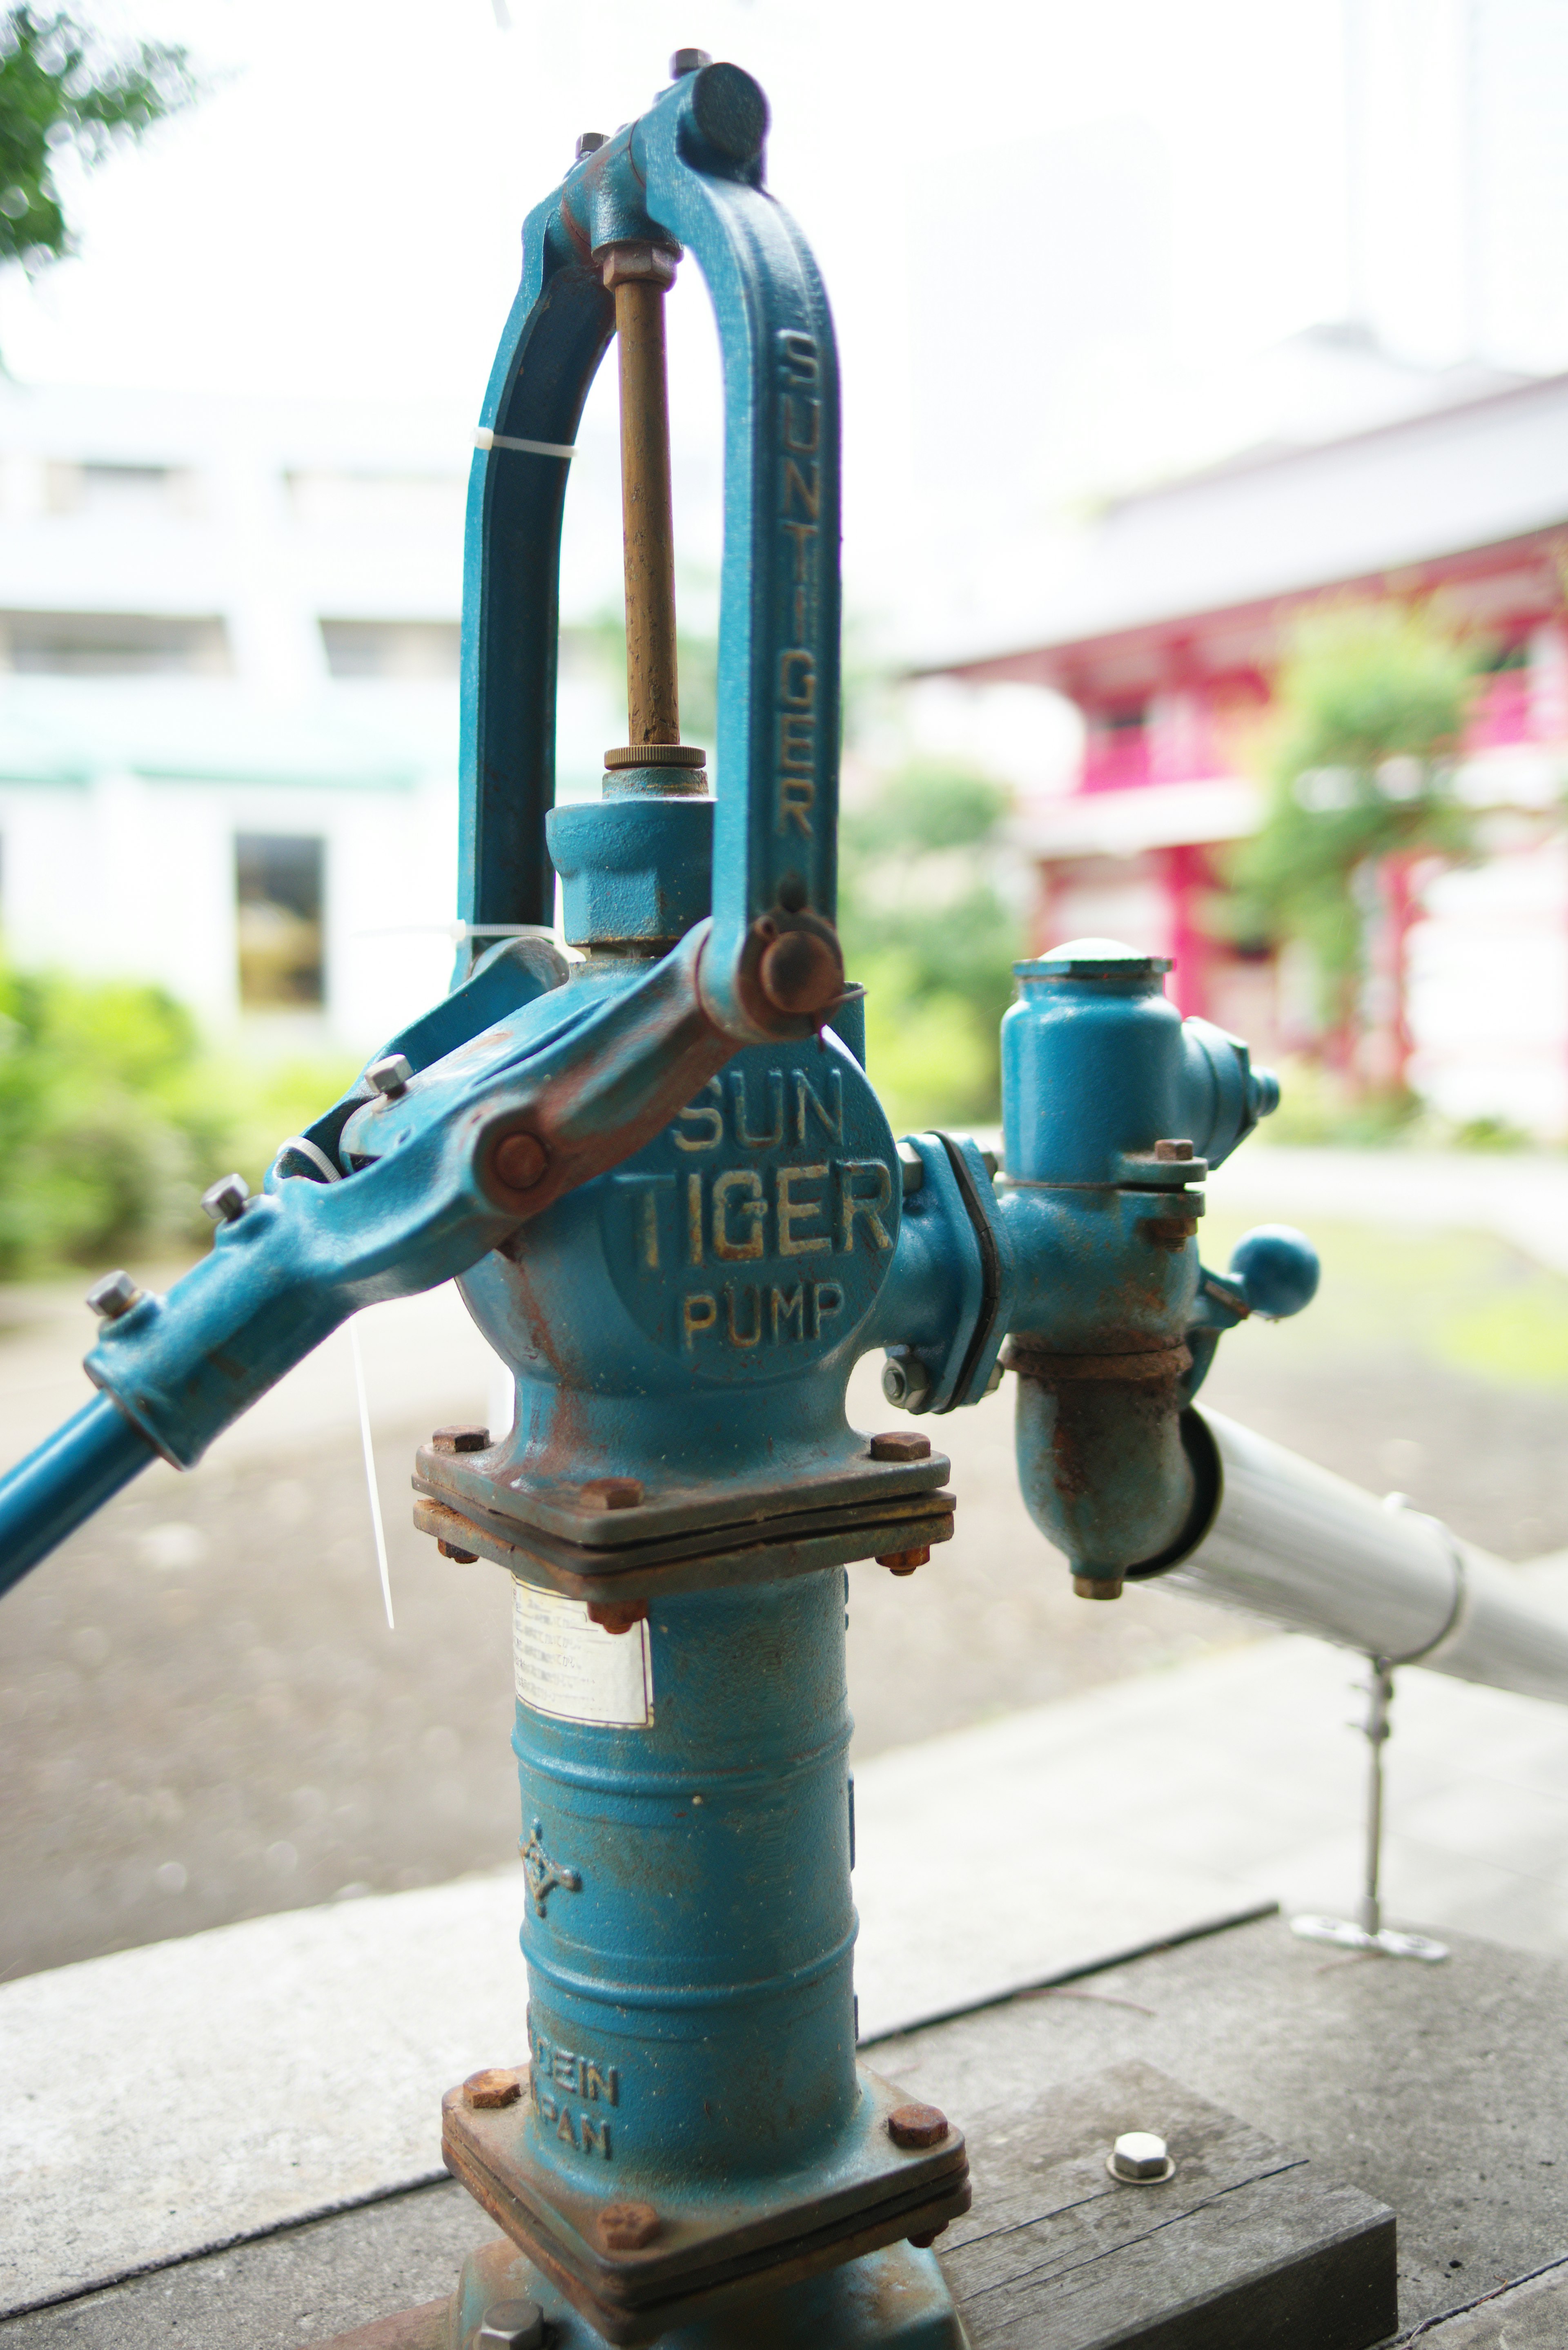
[758,928,841,1018]
[200,1172,249,1224]
[463,2066,524,2109]
[575,131,606,158]
[86,1269,143,1321]
[597,2199,661,2252]
[888,2103,949,2149]
[1073,1574,1125,1602]
[432,1426,489,1453]
[878,1548,930,1576]
[437,1539,480,1563]
[1153,1138,1194,1161]
[870,1431,931,1463]
[367,1052,413,1097]
[477,2301,545,2350]
[588,1598,649,1636]
[670,46,711,75]
[579,1477,644,1512]
[494,1130,549,1193]
[907,2225,948,2248]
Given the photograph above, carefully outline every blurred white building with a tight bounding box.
[0,384,624,1060]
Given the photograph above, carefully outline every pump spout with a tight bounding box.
[1136,1408,1568,1708]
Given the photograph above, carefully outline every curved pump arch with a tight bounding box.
[459,63,843,1037]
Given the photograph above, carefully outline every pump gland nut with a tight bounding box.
[492,1130,549,1194]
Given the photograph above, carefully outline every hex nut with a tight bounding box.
[887,2103,949,2149]
[869,1430,931,1463]
[982,1360,1006,1396]
[896,1139,924,1196]
[477,2299,545,2350]
[432,1425,490,1454]
[1109,2129,1174,2183]
[579,1477,644,1512]
[463,2067,524,2109]
[979,1147,1000,1178]
[670,45,711,74]
[575,130,606,158]
[86,1270,143,1321]
[1153,1139,1194,1162]
[597,2199,661,2252]
[877,1547,931,1576]
[437,1540,480,1563]
[1073,1574,1125,1601]
[200,1172,249,1225]
[881,1357,932,1411]
[367,1053,413,1097]
[587,1598,649,1635]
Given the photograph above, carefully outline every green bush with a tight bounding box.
[0,957,353,1277]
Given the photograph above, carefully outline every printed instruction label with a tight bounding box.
[512,1582,653,1728]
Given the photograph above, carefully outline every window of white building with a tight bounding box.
[236,835,325,1010]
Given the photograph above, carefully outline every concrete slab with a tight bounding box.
[8,1918,1568,2348]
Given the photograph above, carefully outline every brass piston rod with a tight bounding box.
[601,243,691,759]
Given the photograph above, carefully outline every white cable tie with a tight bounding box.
[474,426,576,459]
[350,1320,395,1631]
[277,1134,342,1183]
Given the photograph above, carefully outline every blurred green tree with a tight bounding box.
[1227,598,1479,1094]
[838,764,1020,1131]
[0,7,196,295]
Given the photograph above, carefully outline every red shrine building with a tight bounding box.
[931,371,1568,1136]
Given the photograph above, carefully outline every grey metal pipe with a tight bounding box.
[1141,1407,1568,1708]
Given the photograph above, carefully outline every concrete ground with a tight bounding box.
[5,1152,1568,1984]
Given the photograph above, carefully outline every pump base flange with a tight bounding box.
[447,2233,968,2349]
[441,2066,970,2346]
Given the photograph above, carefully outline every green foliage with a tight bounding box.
[840,764,1019,1130]
[1227,599,1479,1014]
[0,955,352,1278]
[0,7,196,278]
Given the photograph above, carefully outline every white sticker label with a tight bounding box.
[512,1582,653,1728]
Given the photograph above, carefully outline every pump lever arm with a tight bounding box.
[0,925,740,1590]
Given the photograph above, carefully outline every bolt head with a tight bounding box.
[983,1360,1006,1396]
[437,1539,480,1563]
[579,1476,644,1512]
[200,1172,249,1225]
[1110,2130,1172,2181]
[597,2199,661,2252]
[86,1270,143,1321]
[870,1430,931,1463]
[758,926,842,1018]
[979,1147,1000,1178]
[367,1052,413,1097]
[477,2299,545,2350]
[432,1425,490,1454]
[896,1139,924,1196]
[493,1130,549,1193]
[463,2067,524,2109]
[888,2102,949,2149]
[1073,1574,1125,1602]
[1153,1138,1194,1162]
[877,1547,931,1575]
[575,130,606,158]
[670,46,711,75]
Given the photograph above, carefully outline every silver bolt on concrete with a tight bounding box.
[1109,2130,1175,2183]
[200,1172,249,1224]
[367,1052,413,1097]
[86,1270,143,1321]
[477,2301,546,2350]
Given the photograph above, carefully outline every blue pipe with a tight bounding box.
[0,1395,155,1597]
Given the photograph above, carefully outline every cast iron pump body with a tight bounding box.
[0,55,1316,2350]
